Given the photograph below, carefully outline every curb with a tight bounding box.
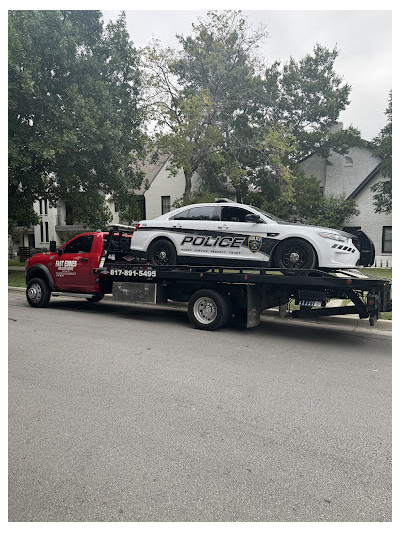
[9,286,392,335]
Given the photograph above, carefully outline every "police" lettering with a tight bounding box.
[180,235,247,248]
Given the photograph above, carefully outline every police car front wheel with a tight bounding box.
[188,289,232,331]
[148,239,177,266]
[273,238,316,270]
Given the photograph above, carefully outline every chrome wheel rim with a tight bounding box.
[154,247,170,265]
[282,246,307,268]
[193,297,218,325]
[28,283,42,304]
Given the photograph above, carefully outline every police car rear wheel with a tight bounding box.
[273,238,316,270]
[188,289,232,331]
[148,239,177,266]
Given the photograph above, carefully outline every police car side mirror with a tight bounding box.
[245,214,262,223]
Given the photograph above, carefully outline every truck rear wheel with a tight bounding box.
[188,289,232,331]
[26,278,51,308]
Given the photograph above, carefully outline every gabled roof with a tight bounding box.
[346,162,383,200]
[134,153,170,195]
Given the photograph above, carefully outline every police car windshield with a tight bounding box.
[252,207,285,222]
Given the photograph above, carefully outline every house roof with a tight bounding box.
[346,162,383,200]
[134,153,170,195]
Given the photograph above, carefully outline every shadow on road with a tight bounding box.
[37,297,390,351]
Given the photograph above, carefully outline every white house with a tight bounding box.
[299,144,392,267]
[9,155,202,256]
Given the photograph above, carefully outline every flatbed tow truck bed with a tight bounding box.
[94,262,391,330]
[88,226,391,331]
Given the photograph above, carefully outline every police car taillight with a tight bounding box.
[134,223,140,231]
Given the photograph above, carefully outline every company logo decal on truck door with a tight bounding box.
[55,260,78,277]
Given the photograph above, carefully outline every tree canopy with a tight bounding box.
[371,92,392,214]
[9,9,387,234]
[8,10,145,230]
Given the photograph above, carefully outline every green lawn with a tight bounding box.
[362,268,392,280]
[8,260,26,267]
[8,271,26,288]
[340,268,392,320]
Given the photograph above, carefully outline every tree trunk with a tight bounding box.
[183,168,192,201]
[235,185,242,204]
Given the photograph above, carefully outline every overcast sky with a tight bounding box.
[103,9,392,141]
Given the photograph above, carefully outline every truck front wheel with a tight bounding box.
[26,278,51,308]
[188,289,232,331]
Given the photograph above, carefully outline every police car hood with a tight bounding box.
[276,221,355,239]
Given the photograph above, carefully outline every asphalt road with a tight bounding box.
[8,291,392,522]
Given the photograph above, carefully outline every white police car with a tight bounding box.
[130,199,374,269]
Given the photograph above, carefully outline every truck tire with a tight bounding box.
[273,238,316,270]
[26,277,51,308]
[188,289,232,331]
[86,293,104,302]
[148,239,177,266]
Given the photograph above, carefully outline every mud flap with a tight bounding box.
[356,230,375,267]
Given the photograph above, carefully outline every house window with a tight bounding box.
[344,156,353,166]
[114,202,119,213]
[45,222,49,242]
[65,202,74,225]
[382,226,392,253]
[39,199,48,215]
[161,196,171,215]
[40,222,44,242]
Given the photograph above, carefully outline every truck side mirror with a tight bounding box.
[57,248,63,255]
[49,241,57,253]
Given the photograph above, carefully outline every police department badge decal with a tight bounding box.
[248,235,262,253]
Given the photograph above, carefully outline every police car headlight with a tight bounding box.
[317,231,347,242]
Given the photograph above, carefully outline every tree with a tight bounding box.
[371,92,392,213]
[8,10,145,230]
[289,173,359,229]
[143,10,267,200]
[264,44,363,163]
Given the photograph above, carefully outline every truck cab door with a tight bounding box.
[50,234,98,292]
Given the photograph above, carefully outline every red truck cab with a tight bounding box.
[26,232,121,307]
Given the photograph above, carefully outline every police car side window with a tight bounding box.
[186,206,217,220]
[171,209,190,220]
[221,206,253,222]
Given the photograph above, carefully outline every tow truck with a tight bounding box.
[25,225,391,331]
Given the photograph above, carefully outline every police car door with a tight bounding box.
[172,205,218,262]
[218,205,268,263]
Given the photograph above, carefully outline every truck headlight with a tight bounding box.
[317,232,347,242]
